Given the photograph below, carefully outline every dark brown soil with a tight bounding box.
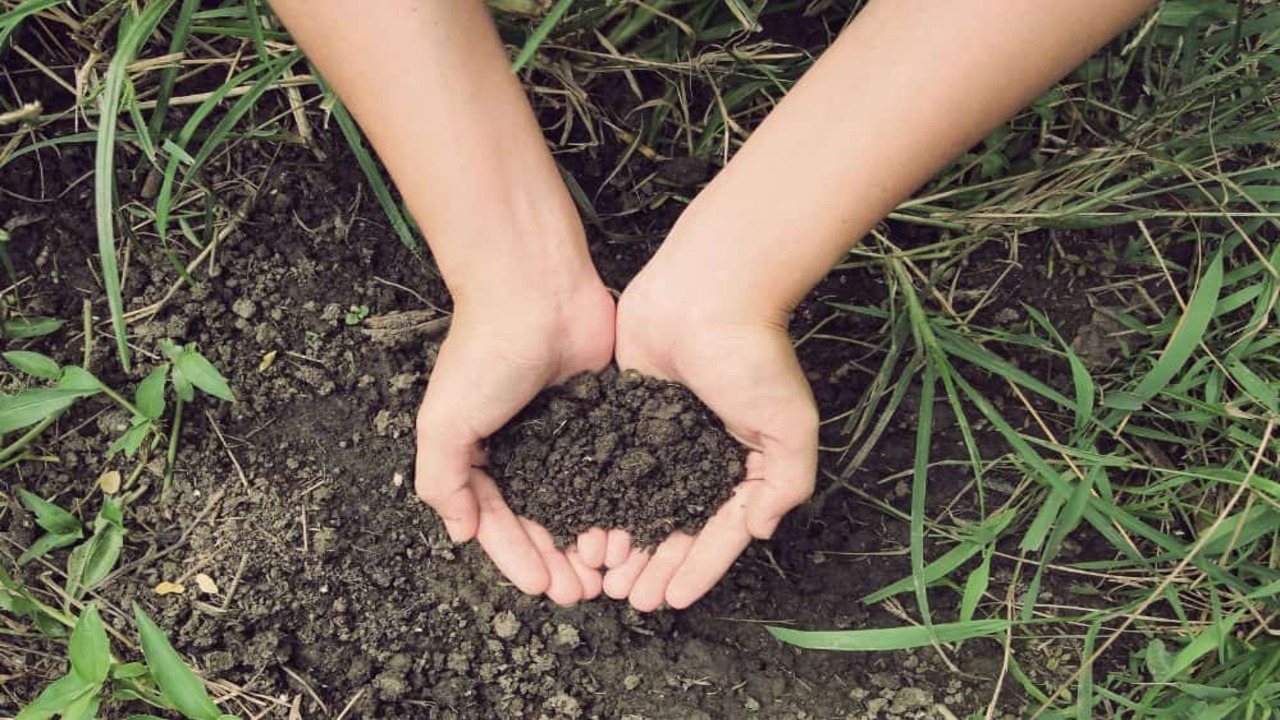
[488,367,745,547]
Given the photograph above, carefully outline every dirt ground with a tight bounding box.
[0,30,1148,716]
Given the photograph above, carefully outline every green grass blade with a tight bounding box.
[1131,253,1224,404]
[511,0,574,73]
[910,360,939,639]
[0,0,65,51]
[148,0,199,138]
[95,0,177,371]
[767,619,1010,651]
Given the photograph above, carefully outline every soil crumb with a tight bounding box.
[488,366,745,547]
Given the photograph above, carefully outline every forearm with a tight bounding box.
[270,0,596,303]
[652,0,1155,321]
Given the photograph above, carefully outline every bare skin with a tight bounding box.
[271,0,1155,610]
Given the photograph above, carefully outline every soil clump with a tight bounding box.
[488,366,746,547]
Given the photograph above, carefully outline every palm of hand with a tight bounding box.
[598,308,819,610]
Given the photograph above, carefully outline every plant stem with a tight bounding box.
[163,397,184,493]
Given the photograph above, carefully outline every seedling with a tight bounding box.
[12,603,240,720]
[344,304,370,325]
[0,340,235,480]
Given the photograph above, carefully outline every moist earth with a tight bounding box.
[488,367,745,547]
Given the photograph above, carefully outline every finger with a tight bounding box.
[415,421,480,542]
[629,532,695,612]
[603,546,651,600]
[470,472,550,595]
[605,529,633,568]
[566,548,603,601]
[576,528,608,569]
[520,518,583,607]
[746,415,818,539]
[744,450,766,479]
[666,487,754,609]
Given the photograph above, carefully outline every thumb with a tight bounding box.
[415,419,480,542]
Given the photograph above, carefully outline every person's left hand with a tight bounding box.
[601,265,819,611]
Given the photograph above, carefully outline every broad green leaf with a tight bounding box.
[170,361,195,402]
[108,418,152,459]
[16,531,81,566]
[14,673,95,720]
[2,317,63,339]
[768,619,1010,651]
[70,605,111,685]
[0,384,98,435]
[66,501,125,600]
[60,691,100,720]
[57,366,104,393]
[113,662,149,680]
[175,349,235,402]
[18,489,81,535]
[136,365,168,420]
[4,351,61,379]
[134,603,222,720]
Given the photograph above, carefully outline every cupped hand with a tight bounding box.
[605,269,819,611]
[414,279,615,606]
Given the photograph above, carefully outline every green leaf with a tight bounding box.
[1145,638,1174,680]
[174,349,235,402]
[66,500,125,600]
[14,673,96,720]
[112,662,149,680]
[4,351,61,379]
[959,551,991,624]
[70,605,112,685]
[0,385,97,435]
[96,0,177,372]
[2,317,63,339]
[134,603,222,720]
[862,542,981,604]
[108,418,152,459]
[171,362,195,402]
[18,489,81,535]
[58,366,105,393]
[17,530,82,566]
[60,691,101,720]
[767,619,1010,651]
[1131,254,1224,404]
[136,365,169,420]
[1160,613,1242,682]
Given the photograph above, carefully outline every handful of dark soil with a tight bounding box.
[487,367,746,548]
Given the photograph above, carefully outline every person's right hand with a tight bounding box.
[414,277,615,606]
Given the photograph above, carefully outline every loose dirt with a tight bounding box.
[488,367,744,547]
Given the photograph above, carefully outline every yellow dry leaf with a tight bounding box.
[153,581,185,596]
[98,470,122,495]
[194,573,220,595]
[259,349,278,372]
